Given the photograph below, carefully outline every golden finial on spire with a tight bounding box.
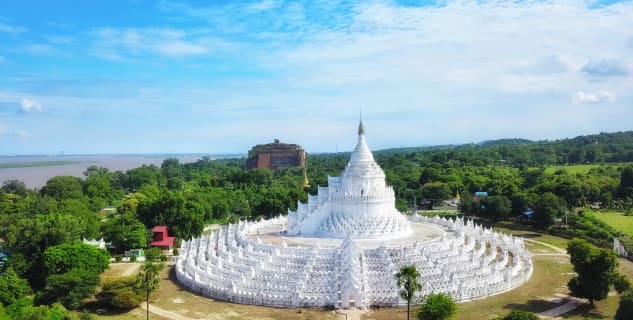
[302,166,310,189]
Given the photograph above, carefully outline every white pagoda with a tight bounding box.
[287,121,411,238]
[175,122,534,309]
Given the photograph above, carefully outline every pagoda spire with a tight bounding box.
[358,120,365,135]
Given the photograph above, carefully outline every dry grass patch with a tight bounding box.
[150,267,343,320]
[363,255,573,320]
[101,263,140,282]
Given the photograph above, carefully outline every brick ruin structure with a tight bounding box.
[246,139,306,170]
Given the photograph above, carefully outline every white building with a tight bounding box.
[175,123,533,309]
[287,121,410,238]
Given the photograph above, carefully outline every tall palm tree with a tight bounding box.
[136,261,164,320]
[396,265,421,320]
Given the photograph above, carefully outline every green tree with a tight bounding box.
[419,182,452,208]
[40,176,84,201]
[44,243,109,275]
[144,247,165,263]
[136,190,204,240]
[6,298,72,320]
[417,293,456,320]
[567,238,619,305]
[36,268,100,310]
[100,213,148,252]
[96,276,144,310]
[480,195,511,221]
[532,192,565,229]
[501,310,539,320]
[136,261,164,320]
[396,265,421,320]
[616,289,633,320]
[0,267,30,306]
[1,180,29,197]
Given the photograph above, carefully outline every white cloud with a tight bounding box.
[13,130,29,138]
[248,0,280,12]
[20,98,43,113]
[156,40,208,56]
[573,90,616,104]
[23,44,58,55]
[0,21,26,34]
[0,124,28,139]
[91,27,224,59]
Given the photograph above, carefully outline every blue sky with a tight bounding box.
[1,0,632,155]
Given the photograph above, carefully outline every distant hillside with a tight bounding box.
[477,138,534,146]
[368,130,633,167]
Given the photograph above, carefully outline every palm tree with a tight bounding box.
[136,261,164,320]
[396,265,421,320]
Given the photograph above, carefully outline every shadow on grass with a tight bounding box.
[81,300,135,316]
[503,299,560,313]
[562,303,605,319]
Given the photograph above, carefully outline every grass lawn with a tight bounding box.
[94,231,631,320]
[364,255,572,320]
[543,164,604,175]
[0,160,78,169]
[586,210,633,236]
[150,267,343,320]
[492,224,571,249]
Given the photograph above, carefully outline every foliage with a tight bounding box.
[501,310,539,320]
[40,176,84,201]
[532,193,565,229]
[96,276,144,309]
[36,268,100,310]
[479,195,512,221]
[136,261,163,293]
[44,243,109,275]
[0,267,30,306]
[144,247,165,263]
[613,273,632,294]
[419,182,453,207]
[616,289,633,320]
[136,190,205,240]
[396,265,421,320]
[566,238,619,304]
[417,293,456,320]
[100,213,148,252]
[6,298,72,320]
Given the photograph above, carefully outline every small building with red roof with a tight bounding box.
[150,226,175,251]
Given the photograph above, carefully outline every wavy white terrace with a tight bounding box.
[175,123,533,309]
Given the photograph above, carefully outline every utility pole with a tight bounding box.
[146,271,150,320]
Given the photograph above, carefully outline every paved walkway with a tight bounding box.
[538,297,586,318]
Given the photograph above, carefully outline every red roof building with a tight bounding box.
[150,226,175,250]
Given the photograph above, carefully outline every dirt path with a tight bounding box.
[140,303,201,320]
[121,263,141,276]
[524,239,568,255]
[336,308,368,320]
[522,240,585,319]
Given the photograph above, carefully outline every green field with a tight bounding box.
[587,210,633,236]
[544,164,605,174]
[0,160,78,169]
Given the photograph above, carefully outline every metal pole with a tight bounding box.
[146,271,149,320]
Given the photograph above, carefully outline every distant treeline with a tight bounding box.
[375,131,633,166]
